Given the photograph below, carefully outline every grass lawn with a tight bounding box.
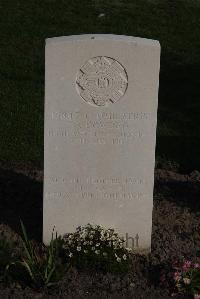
[0,0,200,172]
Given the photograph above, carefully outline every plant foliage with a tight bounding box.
[19,221,66,287]
[62,223,131,273]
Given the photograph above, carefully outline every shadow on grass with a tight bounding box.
[0,168,43,241]
[0,164,200,246]
[158,58,200,136]
[154,176,200,212]
[156,136,200,173]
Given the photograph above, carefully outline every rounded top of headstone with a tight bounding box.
[46,34,160,48]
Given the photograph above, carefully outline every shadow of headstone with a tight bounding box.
[0,167,43,241]
[154,170,200,212]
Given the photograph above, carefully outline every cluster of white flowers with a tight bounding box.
[62,224,131,264]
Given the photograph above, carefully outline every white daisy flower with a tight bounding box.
[183,278,191,285]
[80,233,86,239]
[126,247,132,252]
[77,246,81,251]
[122,254,127,260]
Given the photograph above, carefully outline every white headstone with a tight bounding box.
[43,34,160,253]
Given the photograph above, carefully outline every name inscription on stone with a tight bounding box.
[47,110,154,145]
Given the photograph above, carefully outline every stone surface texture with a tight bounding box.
[43,34,160,252]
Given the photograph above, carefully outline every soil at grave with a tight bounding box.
[0,166,200,299]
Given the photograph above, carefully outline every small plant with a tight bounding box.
[19,221,67,287]
[0,233,16,281]
[172,260,200,298]
[62,223,131,273]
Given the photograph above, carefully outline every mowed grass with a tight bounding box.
[0,0,200,171]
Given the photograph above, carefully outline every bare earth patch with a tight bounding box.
[0,166,199,298]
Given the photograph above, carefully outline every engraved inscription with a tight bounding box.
[45,191,145,201]
[45,176,147,201]
[47,176,146,185]
[76,56,128,106]
[47,110,155,146]
[51,111,150,121]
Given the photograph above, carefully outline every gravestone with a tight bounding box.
[43,34,160,253]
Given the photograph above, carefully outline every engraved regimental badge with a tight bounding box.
[76,56,128,107]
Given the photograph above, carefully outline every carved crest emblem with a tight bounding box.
[76,56,128,106]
